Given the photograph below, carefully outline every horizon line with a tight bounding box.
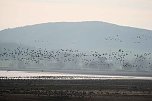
[1,20,152,31]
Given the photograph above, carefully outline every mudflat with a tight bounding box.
[0,79,152,101]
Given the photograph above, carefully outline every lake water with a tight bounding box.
[0,70,152,80]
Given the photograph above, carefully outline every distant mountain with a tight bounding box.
[0,21,152,52]
[0,21,152,72]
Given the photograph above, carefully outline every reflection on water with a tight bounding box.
[0,70,152,80]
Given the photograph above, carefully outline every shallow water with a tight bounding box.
[0,70,152,80]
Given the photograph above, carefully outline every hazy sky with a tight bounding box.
[0,0,152,30]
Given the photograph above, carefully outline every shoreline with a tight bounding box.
[0,70,152,80]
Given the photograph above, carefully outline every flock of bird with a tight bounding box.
[105,34,152,44]
[133,34,152,44]
[105,34,123,42]
[0,46,152,71]
[0,32,152,71]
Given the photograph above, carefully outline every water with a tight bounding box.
[0,70,152,80]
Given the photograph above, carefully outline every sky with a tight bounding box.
[0,0,152,30]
